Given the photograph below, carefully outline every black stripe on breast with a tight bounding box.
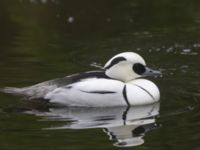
[122,85,130,106]
[133,84,155,101]
[79,90,116,94]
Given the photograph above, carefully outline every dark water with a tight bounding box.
[0,0,200,149]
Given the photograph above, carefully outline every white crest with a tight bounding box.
[104,52,146,82]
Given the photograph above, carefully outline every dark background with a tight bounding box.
[0,0,200,150]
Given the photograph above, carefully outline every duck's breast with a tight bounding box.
[126,79,160,105]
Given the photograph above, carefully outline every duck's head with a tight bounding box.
[104,52,160,82]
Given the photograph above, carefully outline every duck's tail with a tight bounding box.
[0,87,27,96]
[0,86,46,100]
[0,84,57,100]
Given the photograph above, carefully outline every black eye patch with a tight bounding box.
[105,57,126,69]
[132,63,146,75]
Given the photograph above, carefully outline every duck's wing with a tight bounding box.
[49,70,109,87]
[2,70,109,99]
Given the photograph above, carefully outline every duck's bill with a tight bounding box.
[143,67,161,76]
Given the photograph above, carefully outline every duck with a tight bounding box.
[1,52,161,107]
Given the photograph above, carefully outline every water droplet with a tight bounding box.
[166,47,173,53]
[156,48,160,52]
[162,45,166,49]
[106,18,111,22]
[56,14,60,18]
[190,52,198,55]
[129,18,134,23]
[180,48,192,55]
[30,0,37,4]
[68,16,74,23]
[180,65,189,69]
[182,49,191,53]
[193,43,200,48]
[136,48,141,51]
[41,0,47,4]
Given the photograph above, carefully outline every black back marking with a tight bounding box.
[122,85,130,106]
[79,90,116,94]
[105,57,126,69]
[132,63,146,75]
[50,71,110,87]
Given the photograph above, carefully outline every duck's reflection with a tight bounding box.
[26,103,160,147]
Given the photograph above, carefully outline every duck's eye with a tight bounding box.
[132,63,146,75]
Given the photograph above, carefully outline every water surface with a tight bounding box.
[0,0,200,150]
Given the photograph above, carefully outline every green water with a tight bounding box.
[0,0,200,150]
